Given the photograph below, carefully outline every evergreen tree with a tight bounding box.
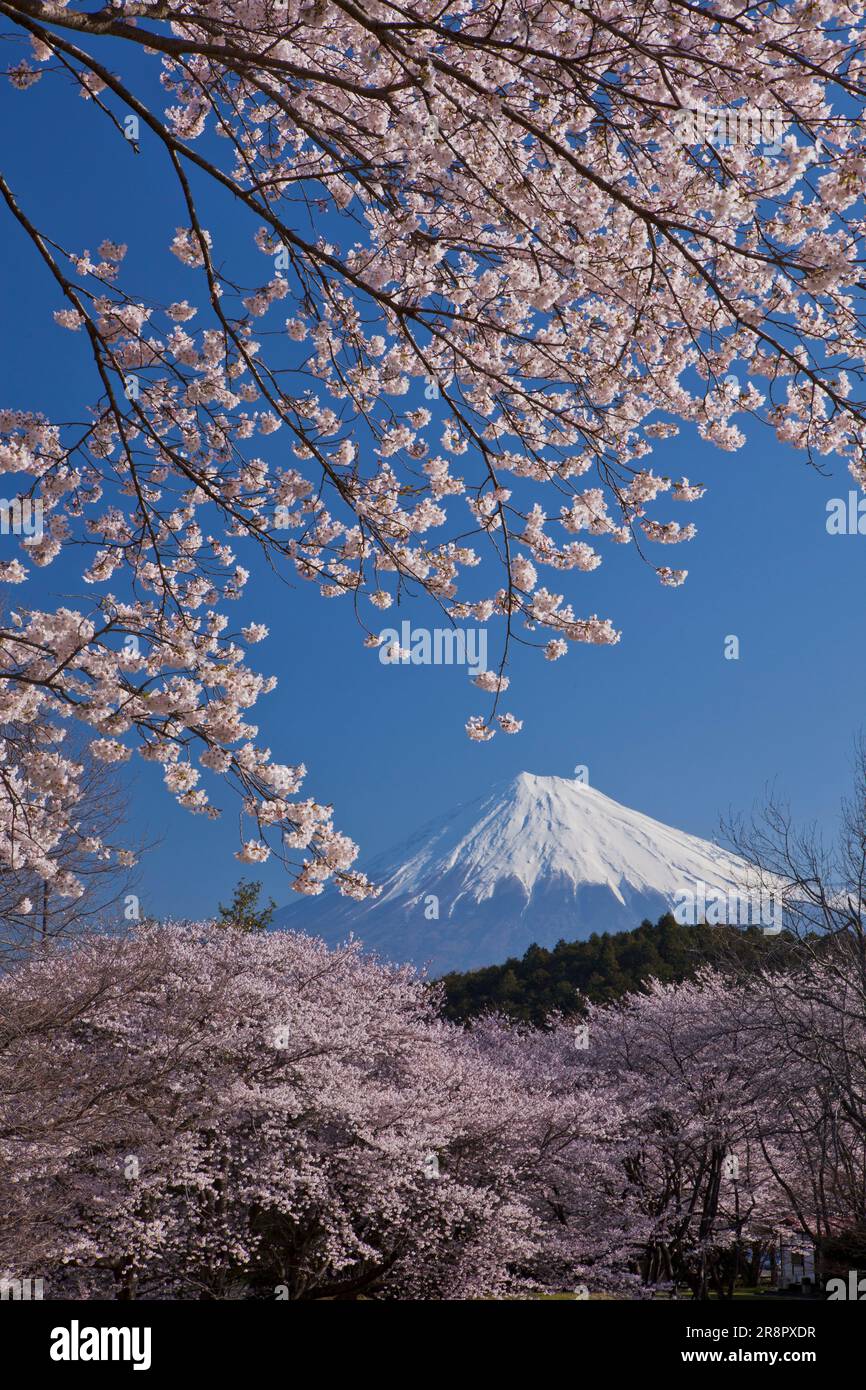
[217,879,276,934]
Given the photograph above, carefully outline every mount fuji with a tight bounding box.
[275,773,752,975]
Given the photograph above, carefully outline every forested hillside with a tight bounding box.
[439,915,800,1024]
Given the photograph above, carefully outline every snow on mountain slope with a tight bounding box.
[275,773,754,975]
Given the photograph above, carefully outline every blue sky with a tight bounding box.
[2,52,865,923]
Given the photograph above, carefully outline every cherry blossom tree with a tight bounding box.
[469,1013,652,1295]
[0,922,544,1299]
[574,947,866,1295]
[2,0,866,888]
[0,722,138,964]
[2,919,863,1298]
[722,752,866,1274]
[748,999,866,1284]
[577,976,804,1297]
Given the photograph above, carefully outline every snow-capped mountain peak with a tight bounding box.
[276,773,752,974]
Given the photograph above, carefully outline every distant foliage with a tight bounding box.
[440,914,800,1024]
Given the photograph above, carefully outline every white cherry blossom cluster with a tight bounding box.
[3,0,866,869]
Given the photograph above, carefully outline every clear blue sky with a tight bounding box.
[2,52,865,923]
